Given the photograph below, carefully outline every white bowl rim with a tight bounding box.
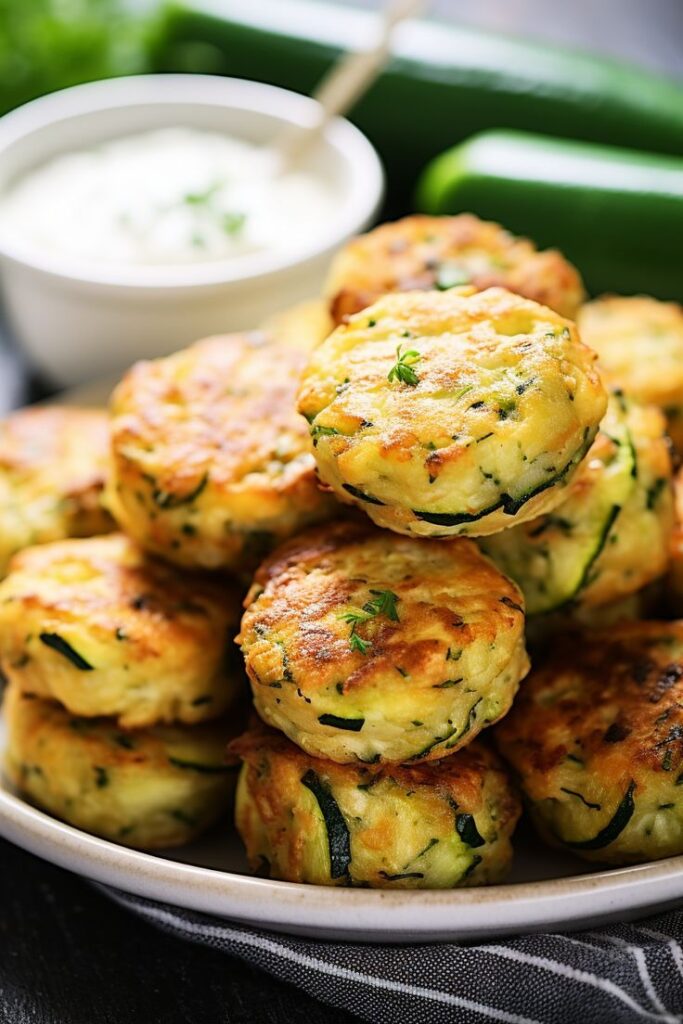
[0,74,384,290]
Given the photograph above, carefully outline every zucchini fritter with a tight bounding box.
[0,406,113,577]
[4,686,236,849]
[525,586,663,651]
[496,621,683,865]
[578,295,683,451]
[237,520,529,765]
[326,214,585,323]
[108,327,337,574]
[482,392,674,614]
[0,534,243,728]
[667,468,683,614]
[298,288,607,538]
[259,298,333,353]
[233,724,520,888]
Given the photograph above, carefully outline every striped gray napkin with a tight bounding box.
[104,887,683,1024]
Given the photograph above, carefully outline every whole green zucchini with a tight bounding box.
[153,0,683,204]
[417,130,683,301]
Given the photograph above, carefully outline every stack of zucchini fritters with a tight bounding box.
[2,213,683,887]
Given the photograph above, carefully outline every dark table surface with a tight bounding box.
[0,837,357,1024]
[1,3,682,1023]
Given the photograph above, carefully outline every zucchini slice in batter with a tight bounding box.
[481,398,636,615]
[565,780,637,851]
[412,429,595,529]
[301,769,352,879]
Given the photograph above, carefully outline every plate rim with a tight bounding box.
[2,785,683,942]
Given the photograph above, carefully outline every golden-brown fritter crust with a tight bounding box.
[4,686,237,849]
[0,406,113,576]
[496,621,683,864]
[578,295,683,451]
[232,723,521,887]
[325,214,585,323]
[107,329,338,573]
[298,288,607,538]
[238,519,529,764]
[0,534,244,728]
[667,468,683,614]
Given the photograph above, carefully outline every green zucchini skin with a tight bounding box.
[565,781,636,851]
[39,632,93,671]
[481,398,636,616]
[152,473,208,509]
[413,501,502,529]
[153,1,683,204]
[341,484,385,506]
[301,769,351,879]
[456,813,486,849]
[417,130,683,301]
[167,757,235,774]
[570,504,622,603]
[408,698,482,762]
[317,714,365,732]
[234,728,521,887]
[413,431,595,530]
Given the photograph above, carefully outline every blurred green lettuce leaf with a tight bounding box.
[0,0,156,116]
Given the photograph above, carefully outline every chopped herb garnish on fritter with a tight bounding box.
[349,632,370,654]
[364,589,400,622]
[387,344,421,387]
[338,589,400,654]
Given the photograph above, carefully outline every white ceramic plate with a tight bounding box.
[3,745,683,942]
[1,379,682,942]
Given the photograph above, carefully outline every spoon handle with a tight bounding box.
[274,0,427,169]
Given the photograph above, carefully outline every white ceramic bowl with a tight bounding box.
[0,75,383,386]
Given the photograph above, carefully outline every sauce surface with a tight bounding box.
[0,128,337,267]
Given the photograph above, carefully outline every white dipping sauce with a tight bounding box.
[0,127,337,266]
